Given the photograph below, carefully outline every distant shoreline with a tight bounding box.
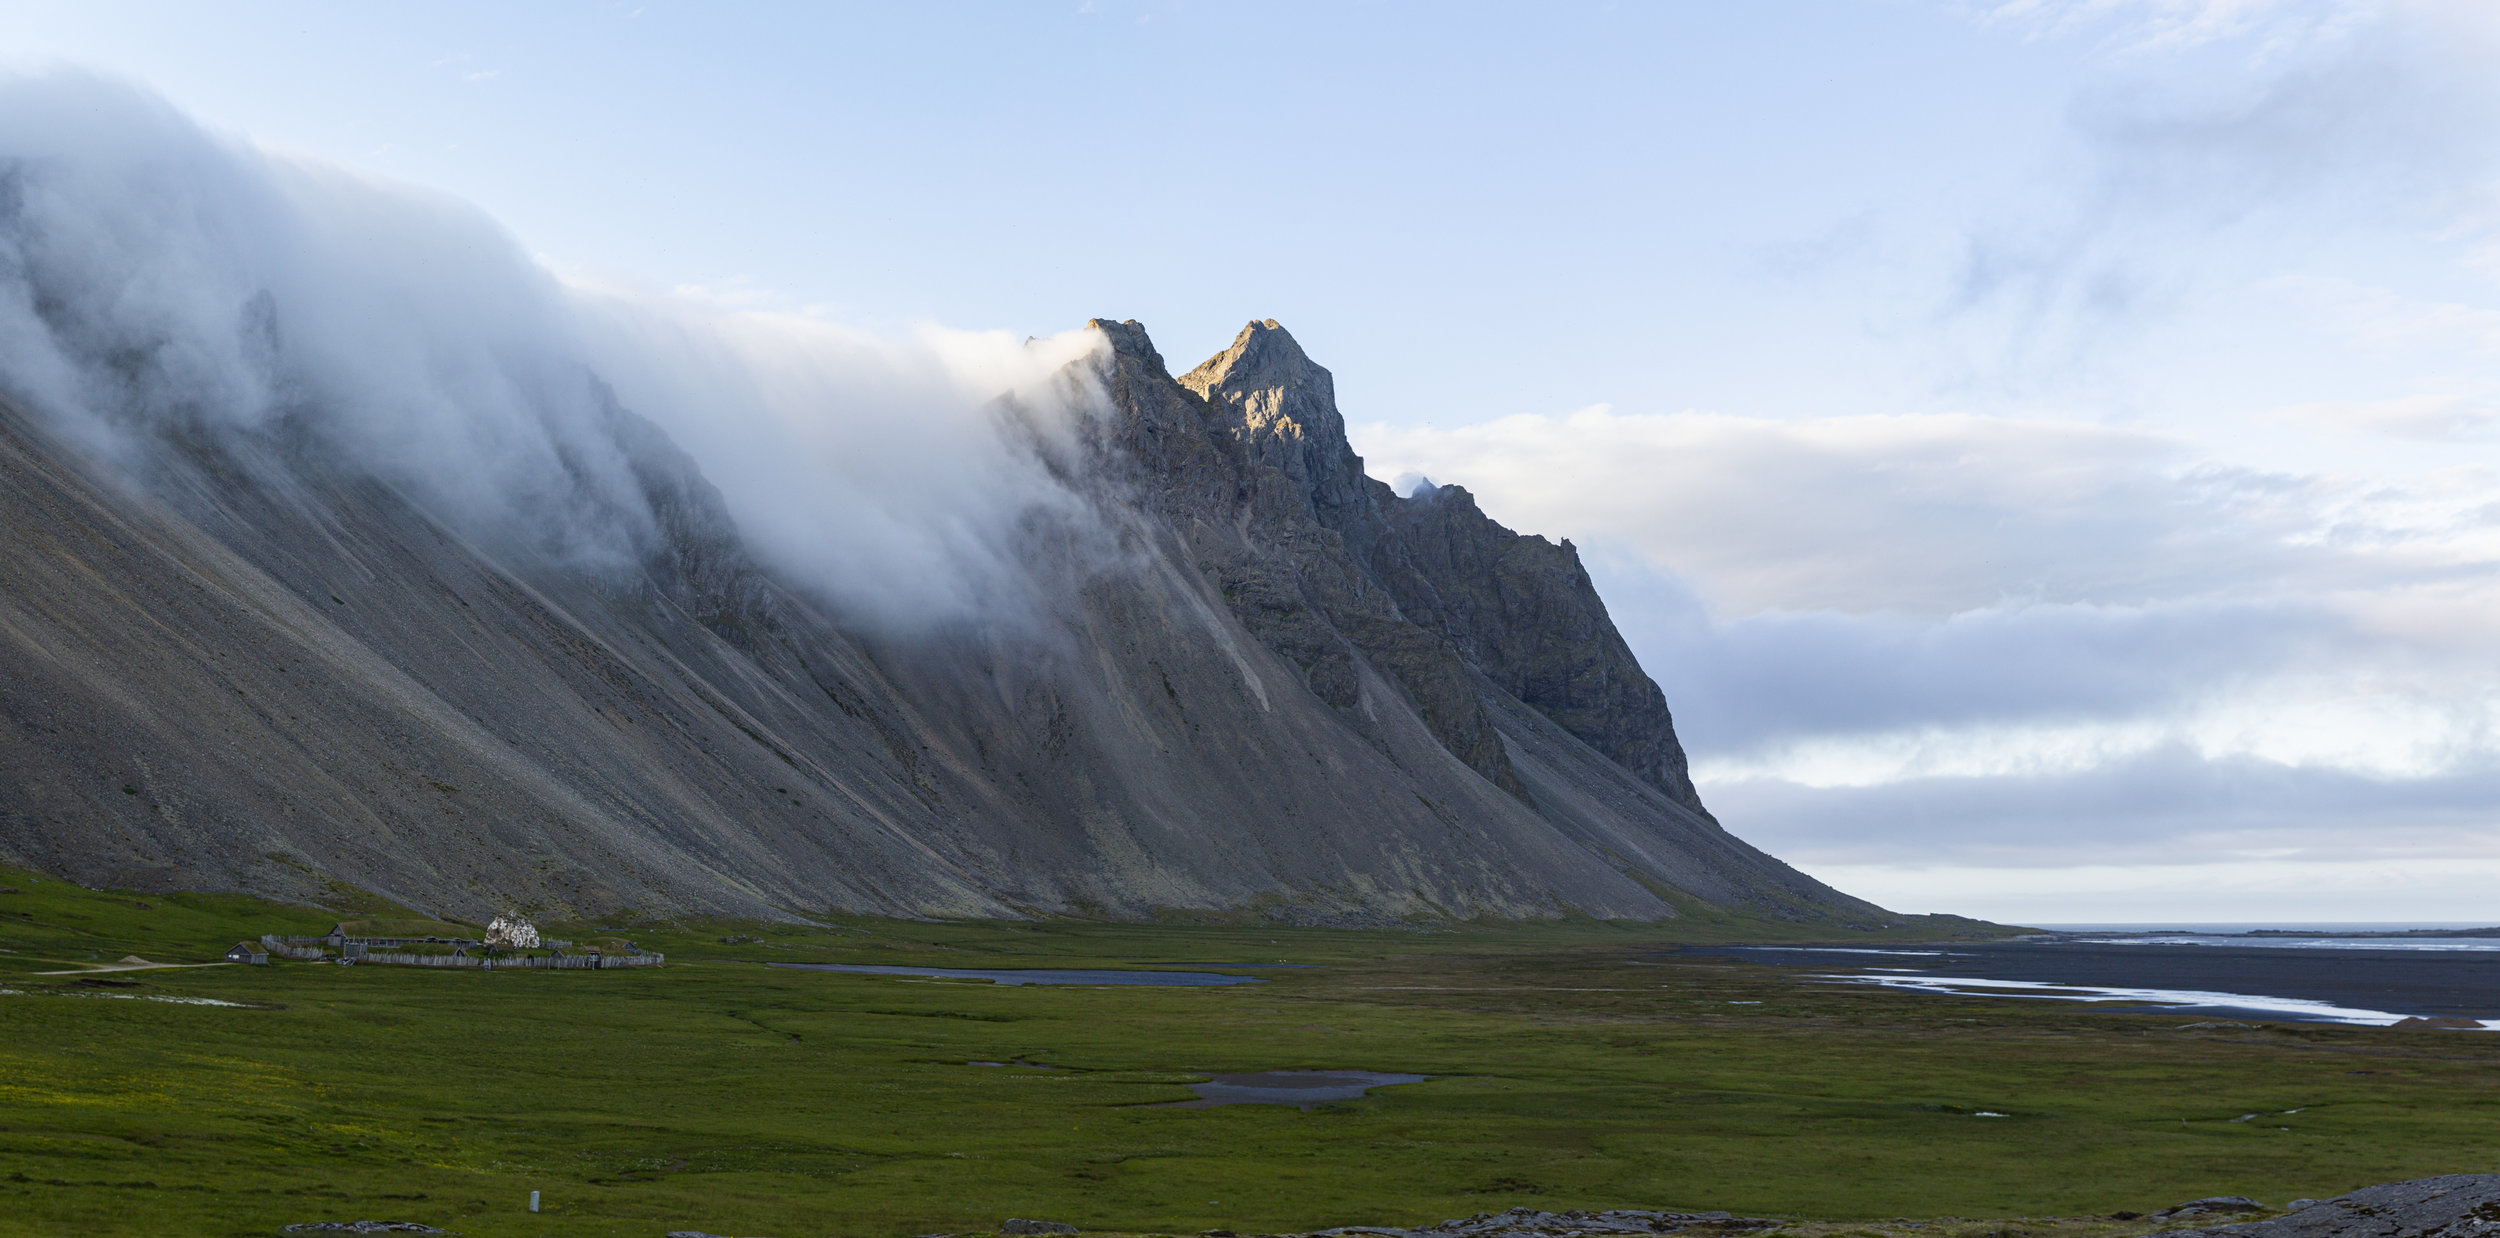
[1700,934,2500,1023]
[2033,922,2500,936]
[2038,927,2500,940]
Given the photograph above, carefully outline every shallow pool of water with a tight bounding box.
[1693,939,2500,1024]
[1163,1069,1429,1108]
[1816,972,2500,1028]
[770,963,1267,986]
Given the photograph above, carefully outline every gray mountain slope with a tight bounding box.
[1180,319,1705,811]
[0,319,1883,924]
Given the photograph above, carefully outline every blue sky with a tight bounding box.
[5,0,2497,921]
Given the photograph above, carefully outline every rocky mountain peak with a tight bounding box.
[1180,320,1329,407]
[1178,320,1371,529]
[1087,318,1165,369]
[0,309,1871,926]
[1165,323,1714,817]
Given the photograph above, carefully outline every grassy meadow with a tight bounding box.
[1,868,2495,1238]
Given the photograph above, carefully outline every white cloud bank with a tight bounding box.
[1355,405,2500,921]
[0,70,1110,633]
[1341,0,2500,923]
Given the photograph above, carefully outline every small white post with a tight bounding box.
[529,1190,540,1213]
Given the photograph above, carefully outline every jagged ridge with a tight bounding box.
[0,318,1881,925]
[1177,320,1707,812]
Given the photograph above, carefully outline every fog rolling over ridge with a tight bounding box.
[0,71,1110,633]
[0,74,1880,925]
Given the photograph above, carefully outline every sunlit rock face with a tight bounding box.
[0,314,1877,926]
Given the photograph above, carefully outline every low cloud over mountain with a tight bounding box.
[0,76,1873,926]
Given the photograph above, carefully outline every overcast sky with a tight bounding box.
[5,0,2495,923]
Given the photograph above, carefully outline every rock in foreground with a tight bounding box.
[279,1224,449,1235]
[2159,1176,2500,1238]
[2160,1198,2268,1219]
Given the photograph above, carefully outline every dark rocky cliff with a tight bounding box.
[0,317,1881,926]
[1177,320,1705,812]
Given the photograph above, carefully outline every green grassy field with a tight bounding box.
[1,868,2494,1238]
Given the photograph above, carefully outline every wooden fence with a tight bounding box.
[259,936,662,969]
[361,951,665,970]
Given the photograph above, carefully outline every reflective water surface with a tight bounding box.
[772,963,1266,986]
[1162,1069,1430,1108]
[1692,937,2500,1026]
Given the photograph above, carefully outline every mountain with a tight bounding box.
[0,315,1882,926]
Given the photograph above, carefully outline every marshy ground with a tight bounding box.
[1,872,2493,1237]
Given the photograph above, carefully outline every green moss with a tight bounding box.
[0,867,2491,1237]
